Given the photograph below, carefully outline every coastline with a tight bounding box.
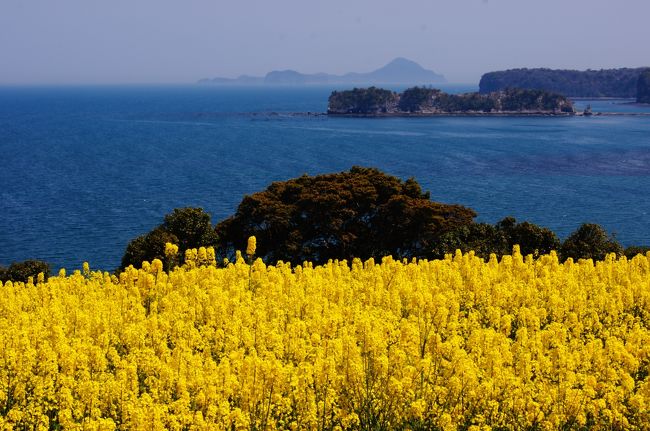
[327,111,575,118]
[570,97,636,101]
[326,111,650,118]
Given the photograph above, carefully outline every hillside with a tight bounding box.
[638,70,650,103]
[479,68,648,98]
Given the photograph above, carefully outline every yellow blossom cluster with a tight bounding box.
[246,236,257,257]
[184,246,217,269]
[165,243,179,258]
[2,247,650,430]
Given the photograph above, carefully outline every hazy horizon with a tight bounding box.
[1,0,649,85]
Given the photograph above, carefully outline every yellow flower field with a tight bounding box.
[2,246,650,430]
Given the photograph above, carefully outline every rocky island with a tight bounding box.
[327,87,575,116]
[638,70,650,104]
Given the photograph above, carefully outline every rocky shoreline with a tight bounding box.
[247,111,650,118]
[327,111,650,117]
[251,111,650,118]
[328,111,576,117]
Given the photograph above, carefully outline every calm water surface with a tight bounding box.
[1,85,649,270]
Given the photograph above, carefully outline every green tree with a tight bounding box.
[432,223,506,259]
[624,246,650,259]
[328,87,398,114]
[560,223,623,261]
[121,227,179,269]
[120,207,218,270]
[398,87,439,112]
[432,217,560,260]
[500,217,561,257]
[0,260,50,283]
[162,207,219,253]
[216,167,476,265]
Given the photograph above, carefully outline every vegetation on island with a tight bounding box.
[638,69,650,103]
[327,87,398,114]
[398,86,439,112]
[479,67,648,98]
[328,87,574,115]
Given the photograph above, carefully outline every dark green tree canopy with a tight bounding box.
[432,217,560,259]
[121,227,179,270]
[0,260,50,284]
[163,207,218,253]
[432,223,505,259]
[560,223,623,261]
[625,246,650,259]
[327,87,398,114]
[216,167,476,265]
[398,87,440,112]
[329,86,572,115]
[115,171,642,272]
[500,217,561,257]
[120,207,218,269]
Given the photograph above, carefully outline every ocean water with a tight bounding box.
[1,85,650,271]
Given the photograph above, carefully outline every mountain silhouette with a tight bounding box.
[199,58,446,85]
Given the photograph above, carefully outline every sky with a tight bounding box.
[1,0,648,84]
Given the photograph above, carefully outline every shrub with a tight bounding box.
[162,207,219,253]
[120,207,218,269]
[625,245,650,259]
[0,260,50,283]
[499,217,561,257]
[560,223,623,261]
[121,227,179,270]
[432,217,560,259]
[216,167,476,265]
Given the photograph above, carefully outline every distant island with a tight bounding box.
[327,86,575,116]
[198,58,446,86]
[638,70,650,104]
[479,67,649,98]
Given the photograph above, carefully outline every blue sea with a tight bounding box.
[1,85,650,271]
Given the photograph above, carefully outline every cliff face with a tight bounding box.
[479,68,648,98]
[638,70,650,104]
[328,87,574,115]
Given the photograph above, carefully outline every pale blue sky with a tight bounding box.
[1,0,648,84]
